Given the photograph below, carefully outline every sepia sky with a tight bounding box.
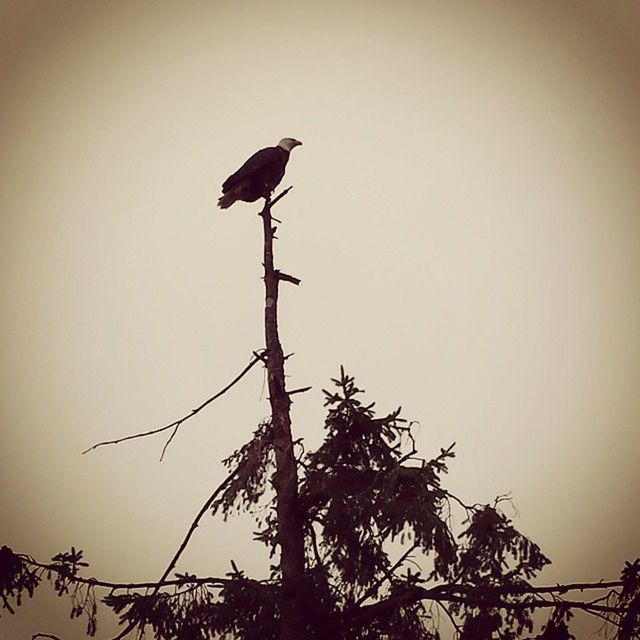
[1,1,639,637]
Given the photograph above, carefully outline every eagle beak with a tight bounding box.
[295,140,303,147]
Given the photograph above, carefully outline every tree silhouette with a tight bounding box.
[1,190,638,640]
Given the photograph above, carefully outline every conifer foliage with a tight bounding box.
[1,369,638,638]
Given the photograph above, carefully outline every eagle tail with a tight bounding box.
[217,192,237,209]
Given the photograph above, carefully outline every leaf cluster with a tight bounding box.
[0,545,97,635]
[300,368,457,601]
[104,571,279,640]
[0,545,40,615]
[212,418,274,519]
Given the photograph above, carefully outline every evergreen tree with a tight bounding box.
[2,192,638,639]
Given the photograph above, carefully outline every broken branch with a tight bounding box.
[276,270,301,286]
[287,386,312,396]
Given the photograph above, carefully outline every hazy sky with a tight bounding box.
[1,1,639,637]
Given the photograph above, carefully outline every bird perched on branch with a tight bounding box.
[217,138,302,209]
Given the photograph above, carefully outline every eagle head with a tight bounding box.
[277,138,303,152]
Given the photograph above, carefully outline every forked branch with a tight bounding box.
[82,351,265,459]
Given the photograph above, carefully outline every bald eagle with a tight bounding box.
[217,138,302,209]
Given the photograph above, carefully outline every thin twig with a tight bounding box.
[270,186,293,207]
[83,352,264,457]
[437,601,462,636]
[585,590,620,607]
[159,424,180,461]
[257,187,292,224]
[397,421,418,463]
[443,489,481,514]
[355,543,419,607]
[287,386,312,396]
[308,523,324,570]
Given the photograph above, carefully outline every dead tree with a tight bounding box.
[259,189,306,640]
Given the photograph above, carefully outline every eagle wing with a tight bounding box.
[222,146,284,193]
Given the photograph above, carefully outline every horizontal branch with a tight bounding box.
[431,590,623,614]
[22,553,624,608]
[20,554,231,592]
[82,351,265,457]
[466,579,625,596]
[19,546,629,640]
[318,578,627,639]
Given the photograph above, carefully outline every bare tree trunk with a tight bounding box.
[260,195,306,640]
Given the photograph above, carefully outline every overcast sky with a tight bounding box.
[1,1,639,637]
